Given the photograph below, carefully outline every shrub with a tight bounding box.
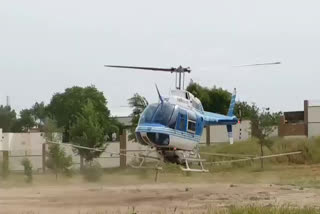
[1,157,9,178]
[270,137,320,164]
[82,162,103,182]
[21,158,33,183]
[46,144,73,180]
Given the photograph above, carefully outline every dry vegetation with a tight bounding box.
[1,138,320,213]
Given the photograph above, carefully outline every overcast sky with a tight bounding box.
[1,0,320,116]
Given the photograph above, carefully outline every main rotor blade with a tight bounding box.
[105,65,175,72]
[235,62,281,67]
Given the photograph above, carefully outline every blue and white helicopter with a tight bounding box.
[105,65,238,172]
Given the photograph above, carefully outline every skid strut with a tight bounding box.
[180,153,209,173]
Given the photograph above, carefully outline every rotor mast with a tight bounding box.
[175,66,191,90]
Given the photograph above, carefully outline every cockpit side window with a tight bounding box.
[139,104,158,124]
[187,112,197,134]
[176,111,187,131]
[179,116,186,130]
[187,121,196,133]
[151,103,175,126]
[185,92,190,100]
[168,106,179,129]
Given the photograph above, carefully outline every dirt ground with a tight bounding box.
[1,182,320,214]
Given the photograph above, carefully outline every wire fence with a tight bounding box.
[1,140,149,173]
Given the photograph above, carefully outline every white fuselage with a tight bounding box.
[135,89,204,151]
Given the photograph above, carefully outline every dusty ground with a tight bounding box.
[1,165,320,213]
[1,182,320,214]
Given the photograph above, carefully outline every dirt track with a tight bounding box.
[1,183,320,213]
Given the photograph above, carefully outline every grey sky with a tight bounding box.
[1,0,320,116]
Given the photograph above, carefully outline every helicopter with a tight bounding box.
[45,62,292,174]
[105,65,239,172]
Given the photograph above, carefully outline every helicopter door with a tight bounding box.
[176,113,187,132]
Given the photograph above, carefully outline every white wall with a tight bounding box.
[200,120,251,143]
[2,133,46,171]
[308,107,320,123]
[0,128,11,151]
[308,123,320,138]
[0,128,2,149]
[308,105,320,138]
[1,131,149,171]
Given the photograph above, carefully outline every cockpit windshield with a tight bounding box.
[139,103,175,126]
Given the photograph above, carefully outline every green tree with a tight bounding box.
[47,86,110,142]
[234,102,281,138]
[186,82,231,114]
[18,109,36,131]
[234,101,256,120]
[43,118,63,142]
[70,100,107,162]
[128,93,149,141]
[241,105,281,169]
[31,102,47,126]
[0,105,17,132]
[46,144,73,180]
[106,117,125,141]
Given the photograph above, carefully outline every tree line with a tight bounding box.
[0,85,124,163]
[1,83,282,168]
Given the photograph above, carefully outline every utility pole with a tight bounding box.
[6,96,10,107]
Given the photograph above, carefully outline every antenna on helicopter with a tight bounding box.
[155,84,163,103]
[104,65,191,90]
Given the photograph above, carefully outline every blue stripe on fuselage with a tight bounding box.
[136,123,201,142]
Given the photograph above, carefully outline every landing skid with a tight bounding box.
[128,150,163,171]
[180,153,209,173]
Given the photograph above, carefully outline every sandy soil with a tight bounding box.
[1,182,320,214]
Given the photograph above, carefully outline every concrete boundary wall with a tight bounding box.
[1,131,148,172]
[200,120,251,144]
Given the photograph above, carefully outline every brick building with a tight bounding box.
[279,100,320,138]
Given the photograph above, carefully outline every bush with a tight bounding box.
[46,144,73,180]
[1,156,9,178]
[21,158,33,183]
[270,137,320,164]
[82,162,103,182]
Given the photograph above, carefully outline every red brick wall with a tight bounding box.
[279,116,306,137]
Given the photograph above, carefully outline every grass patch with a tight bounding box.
[73,206,320,213]
[201,137,320,167]
[215,205,320,214]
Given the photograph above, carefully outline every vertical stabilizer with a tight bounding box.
[227,88,236,116]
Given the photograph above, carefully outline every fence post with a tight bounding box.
[2,151,9,177]
[42,143,46,173]
[80,155,84,171]
[206,126,211,146]
[120,129,127,168]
